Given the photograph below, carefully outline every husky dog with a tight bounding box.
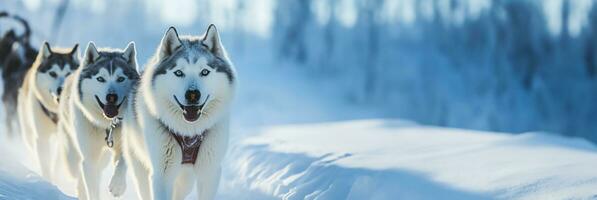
[2,43,37,137]
[122,25,236,200]
[3,41,38,135]
[16,42,79,179]
[0,11,32,65]
[56,42,139,199]
[1,12,36,135]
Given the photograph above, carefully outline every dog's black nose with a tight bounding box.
[185,89,201,104]
[106,93,118,104]
[57,87,63,95]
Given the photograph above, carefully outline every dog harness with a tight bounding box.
[39,101,58,124]
[170,130,207,165]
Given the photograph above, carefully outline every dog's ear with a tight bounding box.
[83,41,100,66]
[70,43,80,64]
[4,30,16,39]
[123,41,137,67]
[40,41,52,59]
[202,24,225,58]
[159,27,182,59]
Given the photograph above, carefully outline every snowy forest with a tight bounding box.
[274,0,597,142]
[271,0,597,141]
[2,0,597,199]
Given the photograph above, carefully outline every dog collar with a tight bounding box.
[38,101,58,124]
[159,120,207,165]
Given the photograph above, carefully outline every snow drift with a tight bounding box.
[222,119,597,200]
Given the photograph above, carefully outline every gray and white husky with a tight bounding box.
[122,25,236,200]
[16,42,79,180]
[56,41,139,199]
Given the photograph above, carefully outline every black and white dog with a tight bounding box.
[1,11,37,135]
[56,42,139,199]
[122,25,236,200]
[17,42,79,180]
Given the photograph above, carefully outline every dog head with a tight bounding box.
[144,25,236,133]
[0,30,18,61]
[32,42,79,110]
[77,42,139,121]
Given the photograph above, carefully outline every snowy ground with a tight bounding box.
[1,54,597,200]
[0,138,73,200]
[2,120,597,200]
[222,120,597,200]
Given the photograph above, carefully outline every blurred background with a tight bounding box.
[1,0,596,143]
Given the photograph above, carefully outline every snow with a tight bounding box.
[222,119,597,200]
[0,136,74,200]
[2,0,597,199]
[2,119,597,199]
[1,59,597,199]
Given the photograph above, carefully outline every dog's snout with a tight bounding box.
[185,89,201,103]
[106,93,118,104]
[56,87,63,96]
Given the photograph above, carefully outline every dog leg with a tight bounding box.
[108,144,127,197]
[171,169,195,200]
[64,134,81,179]
[150,163,173,200]
[18,101,35,153]
[145,123,173,200]
[77,176,89,200]
[35,132,54,180]
[129,155,152,200]
[78,141,104,200]
[196,166,221,200]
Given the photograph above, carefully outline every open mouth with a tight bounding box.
[95,95,126,119]
[173,94,210,122]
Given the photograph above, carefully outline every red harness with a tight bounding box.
[169,129,207,165]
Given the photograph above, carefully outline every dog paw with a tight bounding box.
[109,175,127,197]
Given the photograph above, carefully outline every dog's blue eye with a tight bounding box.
[174,70,184,77]
[97,77,106,83]
[117,77,125,82]
[49,72,57,78]
[201,69,210,76]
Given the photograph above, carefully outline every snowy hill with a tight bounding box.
[221,119,597,200]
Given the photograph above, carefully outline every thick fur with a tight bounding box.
[17,42,79,180]
[0,11,32,65]
[2,41,37,135]
[122,25,236,200]
[56,42,139,200]
[0,30,19,65]
[1,12,36,135]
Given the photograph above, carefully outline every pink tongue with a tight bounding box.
[103,105,119,118]
[183,106,200,122]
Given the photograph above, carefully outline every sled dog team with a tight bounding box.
[16,24,236,200]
